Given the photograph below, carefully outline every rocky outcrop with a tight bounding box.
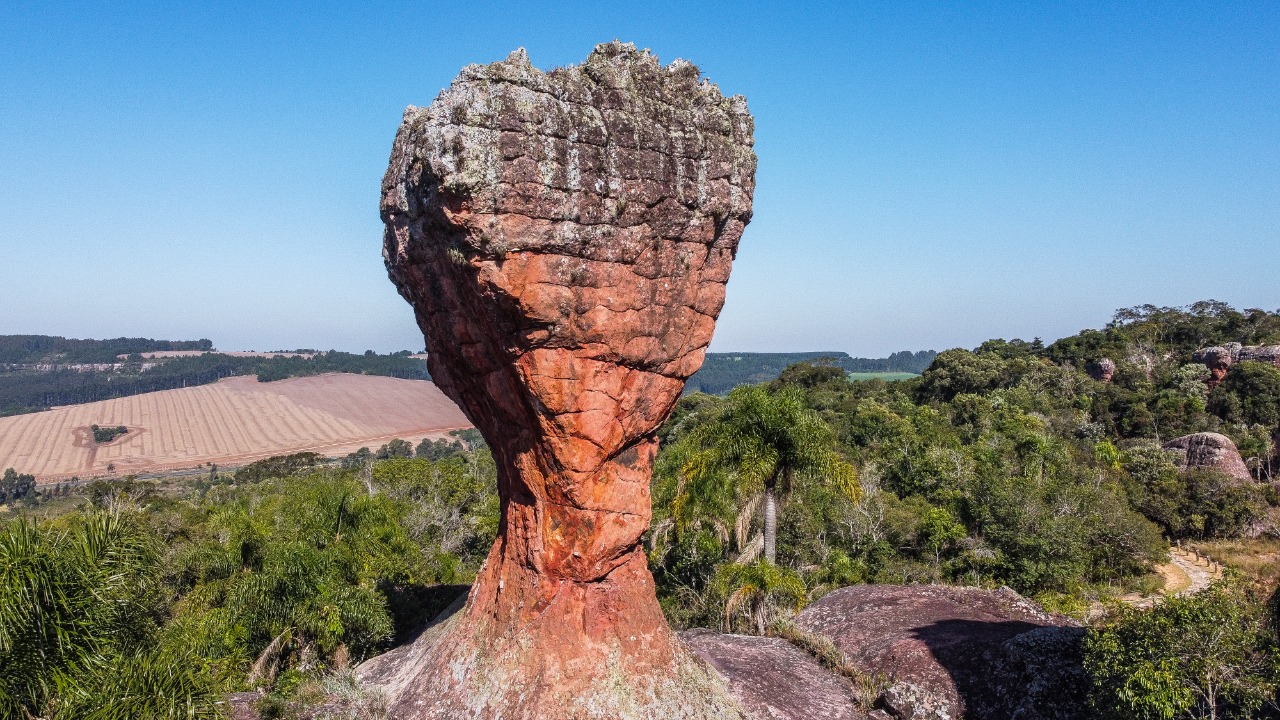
[1240,345,1280,366]
[375,42,755,718]
[794,585,1088,720]
[683,630,873,720]
[1193,346,1236,390]
[1193,344,1280,390]
[1163,432,1253,482]
[1085,358,1116,382]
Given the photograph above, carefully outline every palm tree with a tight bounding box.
[676,384,857,564]
[713,560,808,635]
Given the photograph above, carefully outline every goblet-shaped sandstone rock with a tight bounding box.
[373,42,755,718]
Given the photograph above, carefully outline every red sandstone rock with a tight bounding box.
[375,42,755,718]
[1163,432,1254,483]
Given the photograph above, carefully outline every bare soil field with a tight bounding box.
[0,374,470,481]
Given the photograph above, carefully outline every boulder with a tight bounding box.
[1163,432,1253,483]
[683,630,871,720]
[374,42,755,718]
[1085,358,1115,382]
[794,585,1088,720]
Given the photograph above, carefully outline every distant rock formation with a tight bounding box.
[1240,345,1280,365]
[1193,346,1236,390]
[1086,358,1116,382]
[1193,343,1280,390]
[1163,432,1254,483]
[795,585,1088,720]
[376,42,755,718]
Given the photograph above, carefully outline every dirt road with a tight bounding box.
[1123,547,1223,609]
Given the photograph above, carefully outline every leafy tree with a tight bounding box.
[1084,581,1280,720]
[1210,361,1280,428]
[376,438,413,460]
[0,468,35,504]
[415,436,465,460]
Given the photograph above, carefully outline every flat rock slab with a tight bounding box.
[796,585,1087,720]
[683,630,871,720]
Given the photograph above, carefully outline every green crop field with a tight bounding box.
[846,372,920,382]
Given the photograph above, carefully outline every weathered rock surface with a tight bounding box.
[1086,358,1116,382]
[1194,344,1280,389]
[1163,432,1254,482]
[1240,345,1280,366]
[375,42,755,718]
[683,629,872,720]
[795,585,1088,720]
[1194,346,1236,390]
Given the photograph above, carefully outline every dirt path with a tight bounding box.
[1122,547,1223,609]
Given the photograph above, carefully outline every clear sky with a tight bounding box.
[1,2,1276,355]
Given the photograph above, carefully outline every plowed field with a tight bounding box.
[0,374,470,481]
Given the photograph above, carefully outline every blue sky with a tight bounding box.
[1,2,1276,355]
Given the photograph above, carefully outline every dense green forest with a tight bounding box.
[0,340,431,416]
[685,350,937,394]
[4,302,1280,718]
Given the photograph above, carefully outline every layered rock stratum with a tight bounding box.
[374,42,755,718]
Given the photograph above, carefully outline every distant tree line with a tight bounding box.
[0,335,213,364]
[685,350,937,395]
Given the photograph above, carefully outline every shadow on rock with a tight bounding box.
[796,585,1089,720]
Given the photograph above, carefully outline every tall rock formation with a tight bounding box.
[375,43,755,718]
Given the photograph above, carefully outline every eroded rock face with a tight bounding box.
[1086,358,1116,382]
[1163,432,1253,483]
[795,585,1088,720]
[377,42,755,718]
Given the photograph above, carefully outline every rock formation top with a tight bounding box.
[377,43,755,718]
[384,42,754,375]
[1086,358,1116,382]
[1163,432,1253,483]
